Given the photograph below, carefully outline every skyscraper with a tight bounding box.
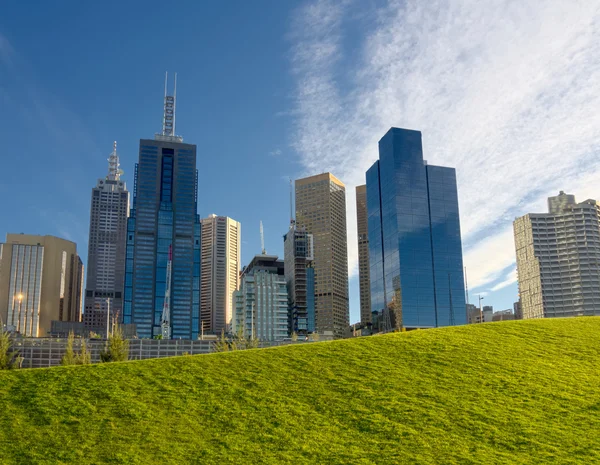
[200,214,241,334]
[356,184,371,325]
[123,75,201,339]
[0,234,83,337]
[295,173,349,338]
[83,142,129,335]
[284,222,315,335]
[514,191,600,319]
[232,254,288,341]
[367,127,466,330]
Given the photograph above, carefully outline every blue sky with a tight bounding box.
[2,0,599,323]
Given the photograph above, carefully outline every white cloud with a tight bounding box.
[489,268,518,292]
[290,0,600,292]
[269,148,282,157]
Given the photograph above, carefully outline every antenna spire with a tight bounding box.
[107,141,120,181]
[289,177,295,226]
[260,221,266,255]
[156,72,182,142]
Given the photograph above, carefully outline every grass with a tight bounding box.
[0,318,599,464]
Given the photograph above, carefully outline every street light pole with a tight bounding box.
[106,298,111,339]
[478,295,484,323]
[17,293,23,334]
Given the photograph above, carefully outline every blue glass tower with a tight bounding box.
[123,76,201,339]
[366,128,466,329]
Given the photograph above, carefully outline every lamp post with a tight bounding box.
[478,295,484,324]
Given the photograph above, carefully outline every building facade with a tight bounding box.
[514,191,600,319]
[200,215,241,334]
[295,173,349,339]
[123,83,201,339]
[233,254,288,341]
[367,127,467,330]
[0,234,83,337]
[283,223,316,335]
[83,142,129,335]
[356,184,371,325]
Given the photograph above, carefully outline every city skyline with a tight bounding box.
[2,1,600,321]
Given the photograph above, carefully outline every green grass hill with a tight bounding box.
[1,318,599,464]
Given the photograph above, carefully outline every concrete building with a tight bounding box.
[0,234,83,337]
[123,77,202,339]
[367,128,467,330]
[514,301,522,320]
[514,191,600,319]
[83,142,129,335]
[232,254,288,341]
[295,173,349,339]
[283,222,315,335]
[356,184,371,326]
[200,214,241,334]
[492,309,515,321]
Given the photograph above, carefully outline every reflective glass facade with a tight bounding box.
[123,139,201,339]
[367,128,466,329]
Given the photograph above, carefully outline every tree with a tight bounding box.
[100,323,129,362]
[212,329,230,352]
[76,338,92,365]
[61,331,77,366]
[309,332,320,342]
[291,331,298,342]
[0,328,22,370]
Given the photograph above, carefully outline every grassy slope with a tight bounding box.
[0,318,599,464]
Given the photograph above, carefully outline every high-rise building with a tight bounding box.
[514,191,600,319]
[513,300,522,320]
[356,184,371,325]
[367,127,467,329]
[0,234,83,337]
[232,254,288,341]
[283,222,315,335]
[83,142,129,335]
[123,75,201,339]
[200,214,241,334]
[295,173,349,339]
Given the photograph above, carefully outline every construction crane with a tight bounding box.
[161,244,172,339]
[260,220,266,255]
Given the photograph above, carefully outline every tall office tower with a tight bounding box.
[295,173,349,338]
[367,127,466,330]
[232,254,288,341]
[513,301,522,320]
[123,74,201,339]
[284,222,316,335]
[0,234,83,337]
[514,191,600,319]
[83,142,129,335]
[200,214,241,334]
[356,184,371,325]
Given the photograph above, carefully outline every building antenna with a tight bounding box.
[173,72,177,136]
[161,72,175,137]
[289,177,295,226]
[260,221,266,255]
[107,141,120,181]
[464,266,469,305]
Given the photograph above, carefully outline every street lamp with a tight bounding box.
[478,295,484,323]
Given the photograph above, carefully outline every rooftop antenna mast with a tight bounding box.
[260,221,266,255]
[289,177,295,226]
[156,72,182,142]
[464,266,469,305]
[107,141,121,181]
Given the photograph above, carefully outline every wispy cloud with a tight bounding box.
[290,0,600,292]
[269,148,283,157]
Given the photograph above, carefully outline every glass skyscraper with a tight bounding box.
[367,127,466,329]
[123,79,201,339]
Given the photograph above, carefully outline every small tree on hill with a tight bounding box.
[0,327,22,369]
[100,323,129,362]
[212,329,230,352]
[291,331,298,342]
[61,332,77,366]
[76,338,92,365]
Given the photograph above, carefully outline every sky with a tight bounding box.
[1,0,599,323]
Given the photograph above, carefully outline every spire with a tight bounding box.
[156,72,182,142]
[107,141,120,181]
